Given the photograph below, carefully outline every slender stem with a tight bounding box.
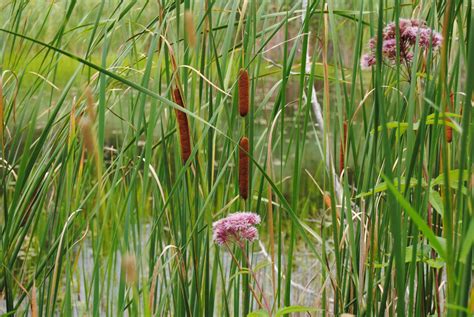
[224,243,269,313]
[239,243,272,314]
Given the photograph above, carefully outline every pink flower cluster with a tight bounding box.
[213,212,261,246]
[361,19,443,69]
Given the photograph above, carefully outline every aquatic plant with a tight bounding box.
[0,1,472,316]
[212,212,260,246]
[361,19,443,69]
[238,137,250,200]
[238,69,250,117]
[172,87,192,163]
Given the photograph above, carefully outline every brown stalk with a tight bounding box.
[238,136,249,200]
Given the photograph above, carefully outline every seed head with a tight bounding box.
[79,117,97,157]
[172,88,192,163]
[122,252,137,286]
[238,69,249,117]
[184,10,196,48]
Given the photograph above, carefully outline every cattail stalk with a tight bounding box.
[239,137,249,200]
[238,69,249,117]
[339,120,348,174]
[78,92,104,223]
[173,88,192,162]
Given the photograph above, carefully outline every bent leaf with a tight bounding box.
[382,174,447,259]
[276,306,318,316]
[431,169,470,188]
[356,178,426,198]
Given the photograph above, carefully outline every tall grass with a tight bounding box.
[0,0,472,316]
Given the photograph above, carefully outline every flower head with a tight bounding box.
[212,212,261,246]
[361,18,442,69]
[382,38,397,58]
[361,54,376,69]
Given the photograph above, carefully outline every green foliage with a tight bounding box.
[0,0,472,316]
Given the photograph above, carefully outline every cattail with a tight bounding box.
[238,69,249,117]
[184,10,196,48]
[172,88,192,162]
[79,117,98,159]
[445,120,452,143]
[239,137,249,200]
[31,282,38,317]
[323,192,332,210]
[122,252,137,286]
[339,120,348,174]
[445,92,454,143]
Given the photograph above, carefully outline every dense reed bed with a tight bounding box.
[0,0,473,316]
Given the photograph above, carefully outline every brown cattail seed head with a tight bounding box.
[239,137,250,200]
[172,88,192,163]
[122,252,137,286]
[445,121,452,143]
[79,117,97,157]
[339,120,348,174]
[31,283,38,317]
[184,10,196,48]
[323,193,332,210]
[238,69,249,117]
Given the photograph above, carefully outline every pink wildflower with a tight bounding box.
[399,18,413,29]
[382,38,397,58]
[212,212,261,246]
[403,26,420,44]
[432,32,443,49]
[418,28,443,50]
[361,18,442,69]
[368,38,377,50]
[361,54,376,69]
